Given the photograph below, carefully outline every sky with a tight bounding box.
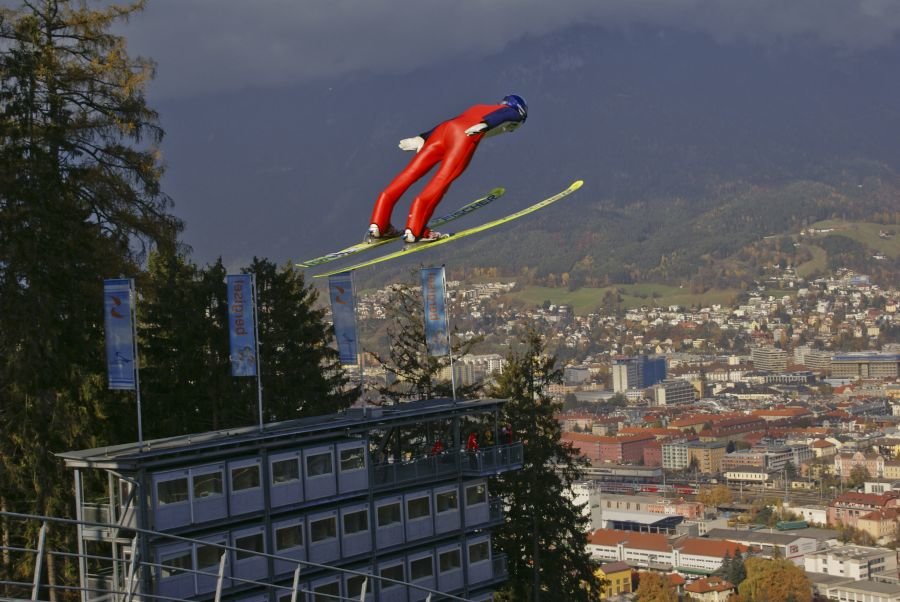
[121,0,900,101]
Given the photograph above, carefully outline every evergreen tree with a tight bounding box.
[718,550,733,580]
[247,258,355,419]
[730,550,746,586]
[490,330,601,601]
[0,0,178,590]
[371,281,481,403]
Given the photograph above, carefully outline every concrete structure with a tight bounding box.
[651,378,696,406]
[831,352,900,379]
[805,545,897,580]
[662,440,690,471]
[58,398,520,602]
[704,528,817,565]
[751,345,788,372]
[688,441,728,475]
[612,355,667,393]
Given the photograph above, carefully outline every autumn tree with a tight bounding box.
[848,465,871,489]
[698,484,733,506]
[0,0,179,592]
[634,571,678,602]
[490,330,601,600]
[737,557,812,602]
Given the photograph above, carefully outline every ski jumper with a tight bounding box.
[370,102,525,239]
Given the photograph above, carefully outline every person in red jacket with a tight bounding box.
[368,94,528,243]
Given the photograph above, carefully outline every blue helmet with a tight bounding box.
[501,94,527,121]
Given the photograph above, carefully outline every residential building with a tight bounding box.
[662,441,690,471]
[811,439,838,458]
[58,398,520,602]
[885,460,900,480]
[805,545,897,580]
[835,451,886,480]
[828,492,900,529]
[596,561,632,599]
[643,441,662,467]
[688,441,727,475]
[684,577,735,602]
[856,507,900,542]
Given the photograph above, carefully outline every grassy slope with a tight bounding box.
[507,284,740,315]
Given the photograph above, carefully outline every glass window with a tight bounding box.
[346,575,367,597]
[160,551,191,578]
[193,472,223,498]
[275,523,303,551]
[232,465,260,491]
[306,452,333,477]
[235,533,264,561]
[313,582,339,601]
[466,483,487,506]
[436,490,458,513]
[157,478,188,505]
[380,564,404,589]
[410,556,434,580]
[377,502,401,527]
[272,458,299,484]
[469,541,490,563]
[439,549,461,572]
[343,509,369,535]
[407,496,430,520]
[340,448,365,471]
[310,517,337,542]
[197,541,224,569]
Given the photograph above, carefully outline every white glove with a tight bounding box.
[465,122,488,136]
[398,136,425,152]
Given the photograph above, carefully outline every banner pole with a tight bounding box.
[129,279,144,447]
[252,273,264,431]
[443,268,456,401]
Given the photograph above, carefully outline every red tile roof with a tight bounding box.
[678,538,749,558]
[587,529,671,552]
[685,577,735,594]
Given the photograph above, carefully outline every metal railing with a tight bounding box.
[1,511,499,602]
[372,443,523,489]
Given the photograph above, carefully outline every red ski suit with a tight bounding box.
[370,103,520,238]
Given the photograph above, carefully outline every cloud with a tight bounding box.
[121,0,900,99]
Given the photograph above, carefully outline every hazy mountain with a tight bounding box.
[155,25,900,279]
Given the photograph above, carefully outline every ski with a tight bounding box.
[314,180,583,278]
[296,187,505,268]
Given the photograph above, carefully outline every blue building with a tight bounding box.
[59,398,522,602]
[612,355,667,393]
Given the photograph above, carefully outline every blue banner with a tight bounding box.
[328,272,358,365]
[104,279,136,390]
[227,274,257,377]
[421,267,450,357]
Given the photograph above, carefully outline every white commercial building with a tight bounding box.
[805,545,897,580]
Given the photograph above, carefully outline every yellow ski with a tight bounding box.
[314,180,583,278]
[297,187,505,268]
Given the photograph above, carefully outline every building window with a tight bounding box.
[343,509,369,535]
[306,453,333,477]
[193,472,223,499]
[407,496,431,520]
[439,549,461,572]
[160,551,191,578]
[310,517,337,543]
[346,575,367,597]
[313,582,339,602]
[340,448,365,472]
[377,502,401,527]
[235,533,263,561]
[380,564,404,589]
[232,465,260,491]
[275,524,303,551]
[436,490,459,513]
[466,483,487,506]
[272,458,299,484]
[410,556,434,580]
[157,478,188,505]
[196,541,224,569]
[469,541,490,564]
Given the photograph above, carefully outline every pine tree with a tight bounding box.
[0,0,178,591]
[730,550,746,586]
[718,550,733,580]
[490,330,601,601]
[371,281,481,403]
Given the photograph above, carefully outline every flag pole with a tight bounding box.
[129,279,144,447]
[252,273,264,431]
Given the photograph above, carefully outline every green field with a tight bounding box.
[795,244,828,278]
[507,284,740,315]
[807,220,900,258]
